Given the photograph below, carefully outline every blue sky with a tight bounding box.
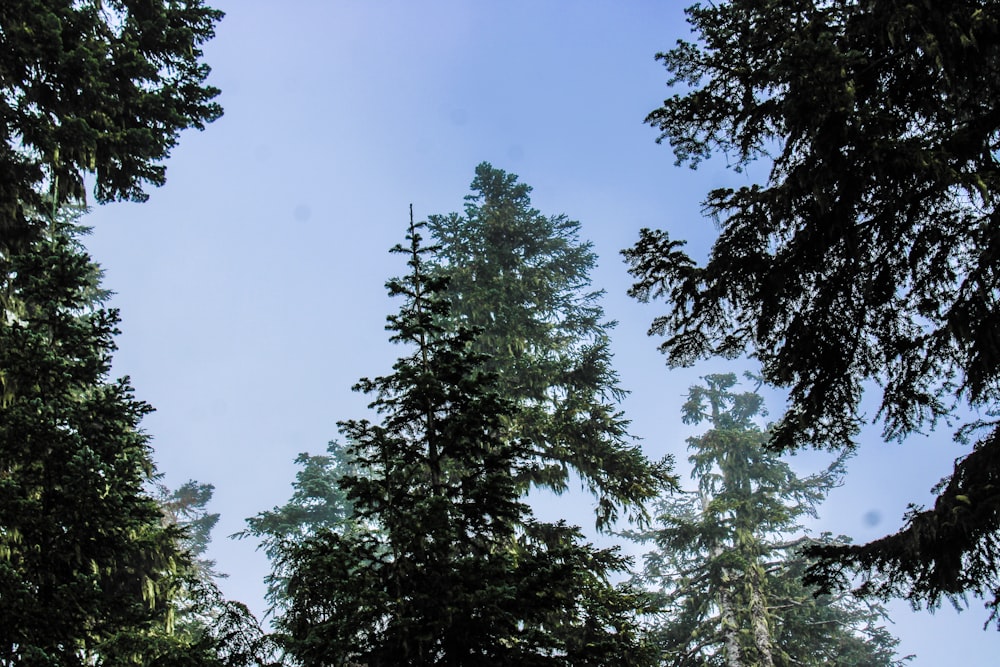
[82,2,993,663]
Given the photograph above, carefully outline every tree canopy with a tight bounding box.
[623,1,1000,621]
[245,164,675,613]
[0,0,223,250]
[429,163,673,527]
[0,211,271,667]
[627,374,906,666]
[277,215,655,666]
[237,444,361,610]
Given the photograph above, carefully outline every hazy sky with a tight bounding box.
[82,2,992,663]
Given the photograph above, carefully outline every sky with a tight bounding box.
[80,2,994,663]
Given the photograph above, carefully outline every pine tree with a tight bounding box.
[623,0,1000,618]
[0,209,172,664]
[626,375,907,667]
[0,0,223,250]
[276,213,655,667]
[156,480,224,582]
[428,163,672,527]
[0,210,269,667]
[237,444,361,610]
[245,164,675,613]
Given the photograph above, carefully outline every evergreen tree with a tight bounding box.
[276,214,654,667]
[623,1,1000,620]
[0,0,223,251]
[627,375,907,667]
[244,164,674,613]
[429,163,672,527]
[0,210,269,667]
[237,444,361,610]
[146,482,277,667]
[156,480,224,581]
[0,208,174,665]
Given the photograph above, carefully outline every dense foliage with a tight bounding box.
[427,163,674,527]
[245,165,674,614]
[0,213,268,666]
[624,0,1000,620]
[0,5,259,662]
[0,0,223,251]
[237,445,361,610]
[277,217,655,666]
[627,375,906,666]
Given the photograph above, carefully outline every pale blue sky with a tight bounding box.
[82,2,993,663]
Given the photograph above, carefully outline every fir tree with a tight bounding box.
[429,163,672,527]
[244,165,675,612]
[237,445,361,610]
[623,0,1000,619]
[626,375,907,667]
[0,209,269,667]
[276,212,654,667]
[0,0,223,251]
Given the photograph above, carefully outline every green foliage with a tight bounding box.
[237,444,361,610]
[277,216,655,666]
[249,164,674,616]
[624,0,1000,621]
[0,0,223,248]
[428,162,674,527]
[0,210,166,665]
[156,479,223,581]
[0,212,270,667]
[626,375,907,666]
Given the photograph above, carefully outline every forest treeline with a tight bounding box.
[2,1,998,665]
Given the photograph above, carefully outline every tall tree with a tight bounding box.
[145,481,277,667]
[0,0,223,251]
[428,163,672,527]
[244,164,674,612]
[623,1,1000,621]
[237,444,361,610]
[276,215,655,666]
[156,480,224,581]
[0,5,241,662]
[0,210,263,666]
[627,375,907,667]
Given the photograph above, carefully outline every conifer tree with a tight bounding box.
[428,163,672,527]
[0,0,223,252]
[627,375,907,667]
[0,209,169,665]
[245,165,674,612]
[237,445,361,610]
[624,0,1000,619]
[0,210,269,667]
[276,214,655,667]
[156,480,223,581]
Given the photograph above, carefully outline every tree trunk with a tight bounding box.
[702,489,744,667]
[747,566,775,667]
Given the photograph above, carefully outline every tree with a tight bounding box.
[237,444,362,610]
[0,0,223,251]
[156,479,224,581]
[428,163,673,527]
[627,375,907,667]
[148,481,278,667]
[0,211,172,664]
[0,211,270,667]
[244,164,673,613]
[623,1,1000,621]
[276,215,655,666]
